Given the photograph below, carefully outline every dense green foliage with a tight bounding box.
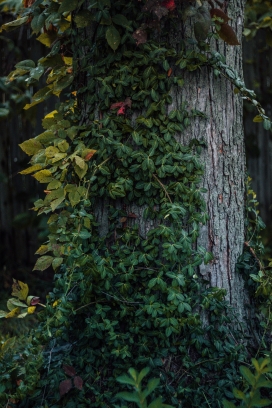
[1,1,272,407]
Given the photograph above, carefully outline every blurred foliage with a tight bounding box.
[244,0,272,44]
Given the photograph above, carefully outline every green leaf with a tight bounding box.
[106,25,121,51]
[240,366,255,386]
[233,388,245,400]
[58,0,79,13]
[116,391,140,403]
[52,257,63,271]
[33,256,53,271]
[138,367,150,383]
[74,10,93,28]
[222,400,237,408]
[263,119,271,130]
[116,374,136,386]
[15,60,35,71]
[148,398,164,408]
[112,14,131,30]
[1,16,29,32]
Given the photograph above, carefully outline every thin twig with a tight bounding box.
[244,241,264,271]
[152,174,172,203]
[100,291,144,304]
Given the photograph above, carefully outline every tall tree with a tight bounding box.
[1,1,271,407]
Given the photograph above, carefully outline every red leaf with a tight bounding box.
[167,68,173,77]
[74,376,84,390]
[117,106,126,115]
[84,150,96,161]
[63,364,76,377]
[161,0,176,11]
[59,379,72,397]
[30,297,40,305]
[110,102,124,110]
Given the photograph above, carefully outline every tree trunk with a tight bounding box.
[175,0,247,319]
[89,0,248,318]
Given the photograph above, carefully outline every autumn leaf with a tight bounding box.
[210,8,230,24]
[63,364,76,377]
[161,0,176,11]
[84,150,96,160]
[59,379,72,397]
[218,23,240,45]
[74,376,83,390]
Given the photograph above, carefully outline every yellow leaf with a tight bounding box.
[27,306,36,314]
[45,146,59,158]
[44,110,58,119]
[19,139,43,156]
[19,164,43,174]
[37,33,57,47]
[74,155,86,169]
[53,299,61,307]
[35,245,50,255]
[12,279,29,300]
[33,169,54,183]
[63,56,73,66]
[5,307,20,318]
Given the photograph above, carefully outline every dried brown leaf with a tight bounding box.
[63,364,76,377]
[74,376,84,390]
[59,379,72,397]
[218,23,240,45]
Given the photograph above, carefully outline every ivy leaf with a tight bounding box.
[58,0,79,13]
[33,255,53,271]
[59,379,72,397]
[106,25,121,51]
[112,14,131,30]
[217,24,240,45]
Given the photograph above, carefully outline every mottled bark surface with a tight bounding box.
[169,0,247,318]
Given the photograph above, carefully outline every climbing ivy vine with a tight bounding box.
[1,1,272,407]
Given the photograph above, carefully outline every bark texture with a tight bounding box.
[171,0,247,318]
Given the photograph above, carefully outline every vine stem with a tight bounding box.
[244,241,264,271]
[152,174,172,203]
